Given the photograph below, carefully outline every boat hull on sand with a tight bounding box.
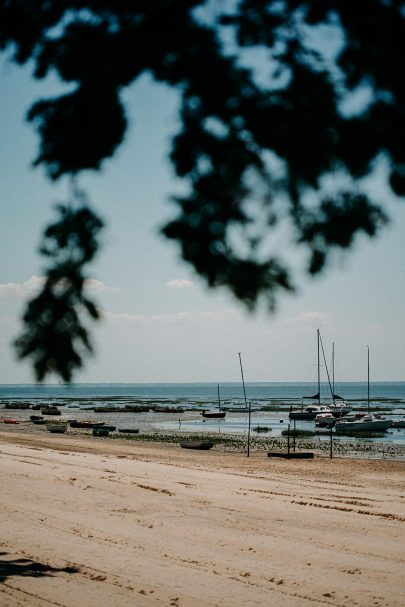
[201,411,226,419]
[180,441,214,450]
[69,421,105,429]
[46,425,67,433]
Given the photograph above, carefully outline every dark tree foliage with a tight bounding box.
[14,204,103,382]
[1,1,403,379]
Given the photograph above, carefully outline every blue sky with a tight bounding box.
[1,55,404,383]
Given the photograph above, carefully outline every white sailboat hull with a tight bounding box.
[335,416,392,433]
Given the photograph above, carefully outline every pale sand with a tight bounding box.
[1,432,405,607]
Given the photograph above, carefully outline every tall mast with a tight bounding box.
[238,352,251,458]
[367,345,370,413]
[317,329,321,405]
[217,383,221,411]
[332,342,335,396]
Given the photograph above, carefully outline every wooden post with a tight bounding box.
[330,425,333,459]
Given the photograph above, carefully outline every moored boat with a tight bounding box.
[201,384,226,419]
[47,424,67,433]
[41,406,61,416]
[180,441,214,450]
[69,420,105,429]
[3,419,19,424]
[201,410,226,419]
[290,331,352,420]
[315,412,336,428]
[290,404,332,421]
[391,418,405,428]
[93,428,110,437]
[335,414,392,433]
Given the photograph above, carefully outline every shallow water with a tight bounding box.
[158,410,405,445]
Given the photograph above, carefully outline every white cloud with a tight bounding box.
[284,311,332,324]
[0,276,118,299]
[0,282,23,298]
[166,278,194,289]
[0,275,45,299]
[84,279,119,293]
[24,275,46,291]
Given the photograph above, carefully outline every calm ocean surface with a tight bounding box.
[0,382,404,402]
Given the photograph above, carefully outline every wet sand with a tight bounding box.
[1,430,405,607]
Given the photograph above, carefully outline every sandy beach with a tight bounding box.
[1,430,405,607]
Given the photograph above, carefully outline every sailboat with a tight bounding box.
[201,384,226,419]
[335,346,391,433]
[327,342,352,417]
[289,330,333,420]
[289,329,351,426]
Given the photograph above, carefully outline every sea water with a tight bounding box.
[0,381,404,401]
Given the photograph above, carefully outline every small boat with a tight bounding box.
[391,418,405,428]
[69,420,105,429]
[315,412,336,428]
[118,428,140,434]
[335,414,392,433]
[3,419,19,424]
[41,407,61,416]
[253,426,271,433]
[201,384,226,419]
[46,424,67,433]
[32,419,47,425]
[267,451,314,459]
[30,415,44,421]
[289,404,332,421]
[180,441,214,450]
[201,410,226,419]
[93,428,110,437]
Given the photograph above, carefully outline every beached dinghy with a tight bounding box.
[118,428,140,434]
[180,441,214,450]
[47,424,67,433]
[93,428,110,437]
[201,410,226,419]
[70,421,105,429]
[3,419,19,424]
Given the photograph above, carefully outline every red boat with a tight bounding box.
[3,419,19,424]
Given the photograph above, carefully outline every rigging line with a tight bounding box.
[319,332,335,403]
